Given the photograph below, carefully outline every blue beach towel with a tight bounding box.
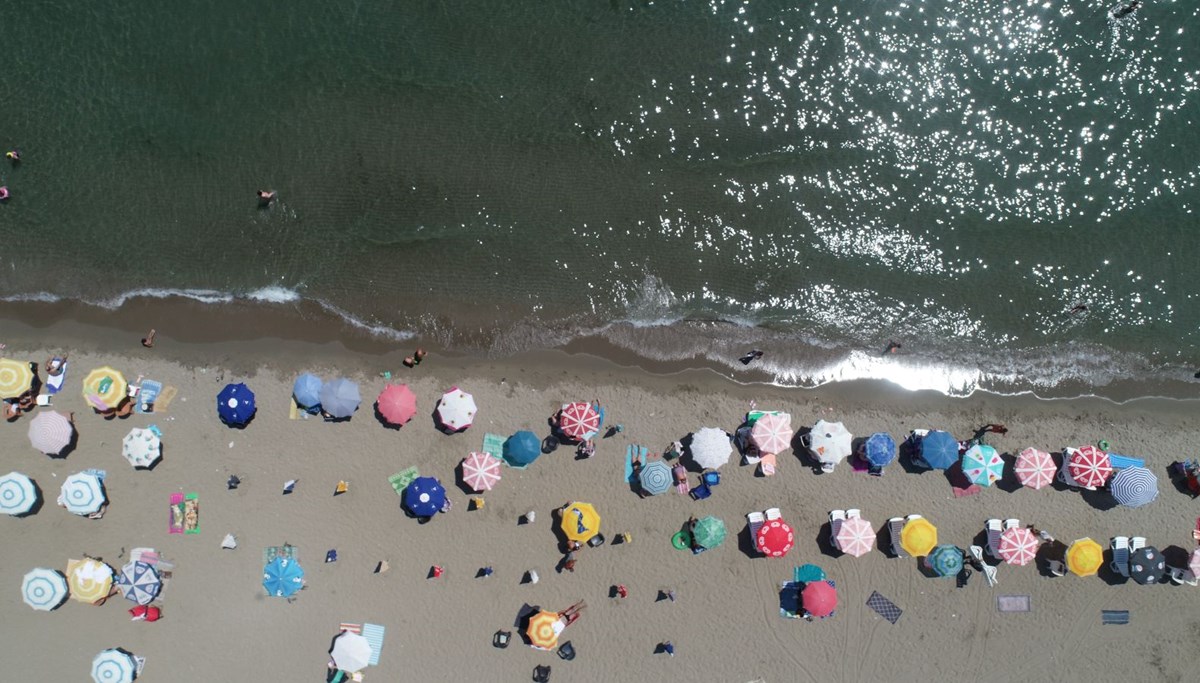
[624,445,647,484]
[362,623,385,665]
[45,361,67,394]
[136,380,162,414]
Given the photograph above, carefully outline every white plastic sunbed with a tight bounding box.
[765,508,782,521]
[747,512,765,544]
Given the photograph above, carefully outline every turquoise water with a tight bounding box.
[1,1,1198,396]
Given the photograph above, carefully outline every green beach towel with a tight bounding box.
[482,433,505,459]
[263,544,298,566]
[624,445,647,484]
[388,467,419,496]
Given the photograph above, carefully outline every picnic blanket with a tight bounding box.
[388,467,419,496]
[997,595,1031,613]
[866,591,903,624]
[624,445,647,484]
[135,380,162,414]
[46,362,67,394]
[263,545,298,566]
[169,493,199,534]
[1101,610,1130,625]
[482,433,505,459]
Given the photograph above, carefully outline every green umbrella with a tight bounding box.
[692,516,727,549]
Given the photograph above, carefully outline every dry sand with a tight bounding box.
[2,324,1199,683]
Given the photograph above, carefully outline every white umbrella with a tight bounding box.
[0,471,38,516]
[436,387,477,431]
[91,649,137,683]
[22,568,68,611]
[28,410,74,455]
[807,420,852,467]
[59,472,105,515]
[330,631,373,672]
[122,428,162,469]
[690,428,732,469]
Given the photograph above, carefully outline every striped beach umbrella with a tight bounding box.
[1068,446,1112,488]
[68,558,114,604]
[122,428,162,469]
[835,516,876,558]
[263,556,305,597]
[927,545,964,577]
[998,527,1038,566]
[919,431,959,470]
[1129,547,1166,585]
[0,471,38,516]
[0,358,34,399]
[436,387,476,432]
[1015,448,1054,490]
[117,561,161,605]
[961,444,1005,487]
[28,410,74,455]
[1067,538,1104,577]
[60,472,105,516]
[330,631,373,673]
[461,452,501,492]
[216,382,256,426]
[561,502,601,544]
[292,373,323,409]
[91,649,137,683]
[750,413,794,454]
[22,568,68,611]
[639,460,672,496]
[756,519,795,558]
[403,477,447,518]
[319,377,361,419]
[558,401,600,441]
[82,366,127,411]
[693,516,727,549]
[376,384,417,425]
[864,432,897,468]
[526,610,561,650]
[808,420,852,467]
[1109,466,1158,508]
[901,518,938,557]
[802,580,837,618]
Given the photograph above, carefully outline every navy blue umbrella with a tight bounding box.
[504,430,542,467]
[920,431,959,470]
[404,477,446,517]
[217,383,256,426]
[864,433,897,467]
[292,373,323,409]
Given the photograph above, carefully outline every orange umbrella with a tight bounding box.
[526,610,561,650]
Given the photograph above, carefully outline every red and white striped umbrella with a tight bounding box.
[461,452,501,492]
[835,517,876,558]
[558,402,600,441]
[998,527,1038,566]
[1068,445,1112,489]
[750,413,793,454]
[1015,448,1054,490]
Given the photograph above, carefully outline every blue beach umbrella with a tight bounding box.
[1110,466,1159,508]
[117,561,161,606]
[504,430,542,467]
[864,433,896,468]
[263,557,305,597]
[927,544,964,578]
[639,460,673,496]
[319,377,361,418]
[404,476,447,518]
[292,373,323,409]
[217,383,256,426]
[22,568,68,611]
[91,649,137,683]
[0,471,38,516]
[920,431,959,470]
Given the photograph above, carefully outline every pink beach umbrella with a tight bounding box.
[750,413,794,455]
[436,387,477,432]
[1015,448,1054,490]
[998,527,1038,566]
[376,384,417,426]
[461,452,501,492]
[28,411,74,455]
[1068,445,1112,489]
[558,402,600,441]
[835,517,876,558]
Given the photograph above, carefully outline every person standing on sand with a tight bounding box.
[141,329,156,348]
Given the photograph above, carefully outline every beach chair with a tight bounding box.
[747,512,765,543]
[905,513,923,522]
[1130,536,1147,553]
[1047,560,1067,577]
[1003,519,1020,531]
[689,484,711,501]
[1110,537,1130,577]
[985,519,1003,559]
[888,517,906,558]
[765,507,782,521]
[1169,568,1200,586]
[829,510,846,550]
[35,394,51,407]
[846,509,861,519]
[982,564,998,588]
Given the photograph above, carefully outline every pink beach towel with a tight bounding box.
[169,493,185,534]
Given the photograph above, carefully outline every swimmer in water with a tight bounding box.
[5,149,19,163]
[1114,0,1140,18]
[0,186,9,201]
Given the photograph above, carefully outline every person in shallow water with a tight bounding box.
[1114,0,1140,17]
[739,349,764,365]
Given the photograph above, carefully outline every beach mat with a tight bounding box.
[362,623,385,665]
[779,582,802,619]
[264,545,298,566]
[153,385,178,413]
[952,484,983,498]
[624,445,647,484]
[289,399,301,420]
[1102,610,1130,625]
[46,362,67,394]
[866,591,902,624]
[997,595,1031,613]
[170,493,199,534]
[482,433,504,459]
[135,380,162,414]
[169,493,185,534]
[388,467,419,496]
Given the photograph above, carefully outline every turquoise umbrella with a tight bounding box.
[639,460,672,495]
[263,557,305,597]
[961,444,1004,487]
[927,545,964,578]
[503,430,541,467]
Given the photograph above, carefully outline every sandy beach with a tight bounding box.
[2,317,1200,683]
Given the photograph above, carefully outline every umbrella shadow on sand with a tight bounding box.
[372,403,401,430]
[513,603,539,646]
[737,523,761,559]
[993,452,1024,493]
[816,522,841,559]
[451,464,478,497]
[789,429,822,473]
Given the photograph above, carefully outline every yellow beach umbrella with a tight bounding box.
[0,358,34,399]
[66,558,114,605]
[1067,538,1104,577]
[526,610,562,650]
[900,517,938,557]
[82,366,128,411]
[560,502,601,544]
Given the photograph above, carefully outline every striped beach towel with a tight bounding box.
[339,623,362,634]
[362,623,385,665]
[1101,610,1130,625]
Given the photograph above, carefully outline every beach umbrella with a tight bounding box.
[756,519,795,558]
[403,477,447,518]
[461,452,501,492]
[526,610,561,650]
[1066,538,1103,577]
[82,366,127,411]
[0,357,34,399]
[690,427,732,470]
[864,432,897,468]
[1015,448,1054,490]
[320,378,361,419]
[28,410,74,455]
[802,581,837,618]
[961,444,1005,487]
[91,649,137,683]
[330,631,373,673]
[835,517,876,558]
[919,430,959,470]
[122,428,161,469]
[561,502,601,544]
[900,518,938,557]
[436,387,477,431]
[117,561,161,606]
[1068,445,1112,488]
[927,545,964,577]
[1129,547,1166,585]
[997,527,1038,566]
[68,558,114,604]
[693,516,727,549]
[1189,548,1200,578]
[559,401,600,441]
[504,430,542,467]
[808,420,852,466]
[639,460,673,496]
[21,568,68,611]
[1109,466,1159,508]
[263,556,304,597]
[60,472,105,516]
[376,384,416,425]
[0,471,38,516]
[216,382,256,426]
[750,413,794,454]
[292,373,323,409]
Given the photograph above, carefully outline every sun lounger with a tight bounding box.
[1101,610,1129,625]
[1168,568,1199,586]
[888,517,906,558]
[829,510,846,550]
[1110,537,1130,577]
[1003,519,1020,531]
[846,509,861,519]
[747,512,765,543]
[905,513,922,522]
[986,521,1003,559]
[765,507,782,521]
[1130,536,1147,552]
[982,564,999,588]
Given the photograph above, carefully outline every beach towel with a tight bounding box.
[46,362,67,394]
[1101,610,1130,625]
[482,433,505,459]
[135,380,162,414]
[759,453,777,477]
[153,385,178,413]
[362,623,385,665]
[169,493,199,534]
[339,623,363,634]
[169,493,185,534]
[388,467,419,497]
[289,399,301,420]
[866,591,902,624]
[263,545,298,566]
[624,445,647,484]
[952,484,983,498]
[997,595,1031,613]
[779,582,802,619]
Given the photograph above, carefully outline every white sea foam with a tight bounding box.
[246,286,302,303]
